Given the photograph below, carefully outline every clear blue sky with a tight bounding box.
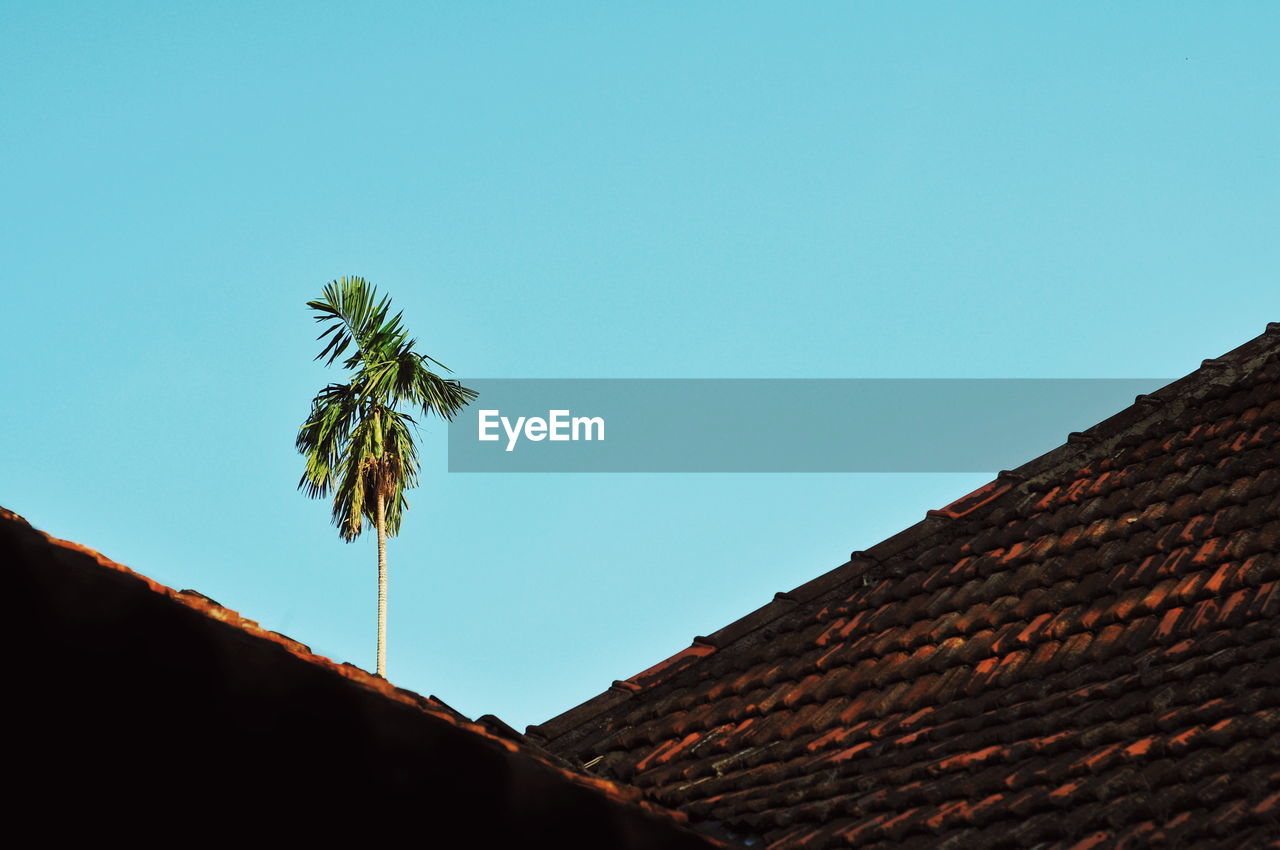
[4,3,1278,729]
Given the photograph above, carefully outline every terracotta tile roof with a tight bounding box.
[1,506,728,847]
[532,325,1280,849]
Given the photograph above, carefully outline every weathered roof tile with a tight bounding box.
[536,325,1280,848]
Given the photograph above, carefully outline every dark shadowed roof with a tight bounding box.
[532,325,1280,849]
[1,506,727,848]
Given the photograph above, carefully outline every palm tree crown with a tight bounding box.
[297,276,476,676]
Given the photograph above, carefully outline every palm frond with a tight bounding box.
[307,275,409,369]
[415,364,479,420]
[379,409,420,536]
[296,382,362,499]
[330,414,375,541]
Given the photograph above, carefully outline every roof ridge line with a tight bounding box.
[0,506,708,833]
[527,322,1280,752]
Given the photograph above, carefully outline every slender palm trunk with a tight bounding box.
[375,492,388,678]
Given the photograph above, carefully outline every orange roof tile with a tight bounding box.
[532,324,1280,849]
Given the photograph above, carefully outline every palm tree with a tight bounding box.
[297,276,476,678]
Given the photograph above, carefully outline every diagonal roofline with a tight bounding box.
[0,505,724,842]
[528,322,1280,755]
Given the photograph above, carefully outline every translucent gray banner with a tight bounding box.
[446,379,1170,472]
